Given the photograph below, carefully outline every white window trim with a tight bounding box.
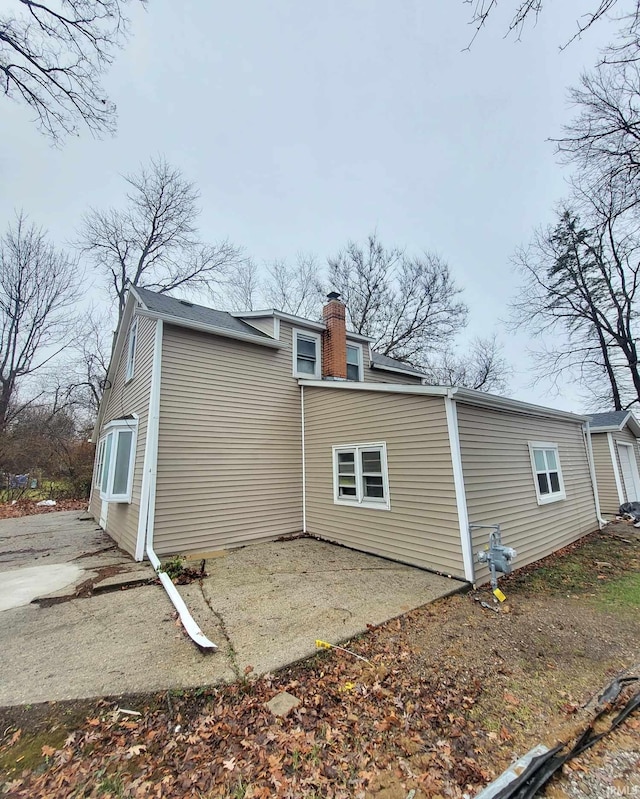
[346,341,364,382]
[528,441,566,505]
[332,441,390,510]
[125,318,138,383]
[293,328,322,379]
[98,418,138,503]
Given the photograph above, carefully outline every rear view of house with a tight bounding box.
[589,411,640,518]
[90,287,600,587]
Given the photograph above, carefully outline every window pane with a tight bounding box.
[339,486,357,497]
[101,433,113,493]
[549,471,560,493]
[339,475,356,487]
[545,449,557,470]
[533,449,546,472]
[347,363,360,381]
[361,450,382,473]
[297,337,316,357]
[537,473,549,495]
[296,357,316,374]
[112,430,133,495]
[347,346,359,365]
[338,452,355,467]
[364,475,384,498]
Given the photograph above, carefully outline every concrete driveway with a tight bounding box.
[0,511,462,707]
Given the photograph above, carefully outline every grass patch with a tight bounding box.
[598,572,640,608]
[506,528,640,601]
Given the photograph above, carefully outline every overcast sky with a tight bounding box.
[0,1,620,412]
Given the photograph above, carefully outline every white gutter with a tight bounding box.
[444,395,475,583]
[583,422,607,529]
[140,318,217,650]
[301,386,307,533]
[298,380,451,396]
[136,309,281,349]
[608,432,626,506]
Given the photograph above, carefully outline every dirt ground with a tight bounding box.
[1,522,639,798]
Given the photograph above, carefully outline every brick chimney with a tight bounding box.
[322,292,347,380]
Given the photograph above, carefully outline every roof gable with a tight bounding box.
[589,410,640,437]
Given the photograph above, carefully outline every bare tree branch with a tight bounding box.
[423,335,511,392]
[0,211,80,432]
[0,0,142,142]
[80,157,244,321]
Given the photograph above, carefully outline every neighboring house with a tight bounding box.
[90,287,600,586]
[589,411,640,518]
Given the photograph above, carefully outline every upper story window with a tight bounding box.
[96,419,138,503]
[346,343,363,381]
[125,319,138,382]
[293,329,321,378]
[332,442,390,510]
[528,442,566,505]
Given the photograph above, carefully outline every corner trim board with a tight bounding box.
[444,396,475,583]
[608,432,625,505]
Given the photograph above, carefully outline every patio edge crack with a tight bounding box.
[198,578,241,679]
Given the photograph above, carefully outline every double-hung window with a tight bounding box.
[96,419,137,503]
[125,319,138,382]
[293,329,321,378]
[333,442,390,509]
[528,442,566,505]
[346,343,363,381]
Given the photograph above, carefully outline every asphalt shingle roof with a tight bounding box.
[589,411,631,429]
[134,287,270,338]
[370,351,425,377]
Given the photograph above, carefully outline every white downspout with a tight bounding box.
[584,422,607,529]
[444,392,475,583]
[143,319,217,650]
[301,385,307,533]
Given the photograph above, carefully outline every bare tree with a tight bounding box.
[464,1,634,48]
[80,157,244,321]
[510,182,640,409]
[0,212,79,432]
[0,0,140,142]
[328,234,467,364]
[423,335,510,392]
[262,255,324,319]
[223,259,260,312]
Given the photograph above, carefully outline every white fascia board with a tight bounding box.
[232,309,376,342]
[91,292,138,442]
[136,309,281,349]
[371,362,426,378]
[298,380,452,397]
[452,387,590,423]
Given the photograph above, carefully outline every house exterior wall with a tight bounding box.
[611,427,640,502]
[364,367,423,385]
[152,321,304,556]
[303,387,466,578]
[591,433,620,517]
[89,313,156,556]
[457,404,598,584]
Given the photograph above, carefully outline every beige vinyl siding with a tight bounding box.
[89,314,156,556]
[242,317,276,337]
[591,433,620,517]
[304,388,465,578]
[457,404,598,584]
[153,322,303,555]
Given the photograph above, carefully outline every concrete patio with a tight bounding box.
[0,511,464,707]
